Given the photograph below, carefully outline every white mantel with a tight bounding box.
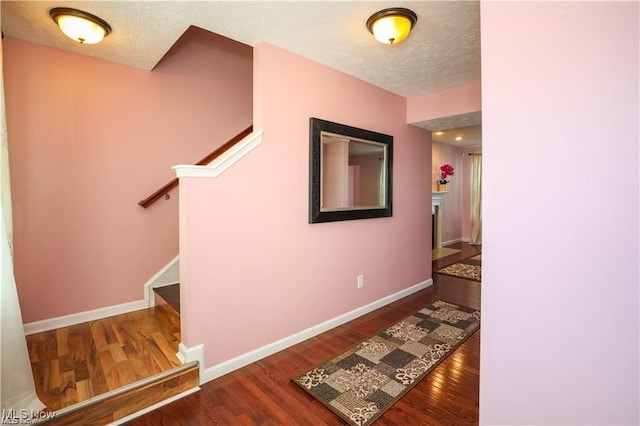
[432,191,446,248]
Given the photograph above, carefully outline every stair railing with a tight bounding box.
[138,125,253,208]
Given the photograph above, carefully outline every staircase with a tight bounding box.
[153,284,180,328]
[26,126,257,424]
[27,284,197,425]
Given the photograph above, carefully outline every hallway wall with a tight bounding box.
[480,2,639,424]
[4,28,253,322]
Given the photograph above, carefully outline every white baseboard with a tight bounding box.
[24,299,148,335]
[24,256,182,335]
[177,343,205,383]
[442,237,463,246]
[185,279,432,384]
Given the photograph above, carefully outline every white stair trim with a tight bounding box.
[173,130,263,178]
[144,255,180,307]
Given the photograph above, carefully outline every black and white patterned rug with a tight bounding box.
[293,301,480,426]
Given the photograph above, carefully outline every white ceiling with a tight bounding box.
[1,1,482,144]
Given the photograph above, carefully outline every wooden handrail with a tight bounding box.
[138,125,253,208]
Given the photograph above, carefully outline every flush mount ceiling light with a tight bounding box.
[366,7,417,45]
[49,7,111,44]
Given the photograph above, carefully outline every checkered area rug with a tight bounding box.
[293,301,480,426]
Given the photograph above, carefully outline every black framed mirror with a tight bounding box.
[309,117,393,223]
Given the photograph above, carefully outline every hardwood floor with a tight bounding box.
[127,243,481,425]
[26,305,182,413]
[433,241,482,273]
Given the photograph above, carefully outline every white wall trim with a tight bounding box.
[177,343,205,383]
[432,193,445,248]
[173,130,263,179]
[182,279,432,384]
[442,237,463,246]
[24,299,148,335]
[24,256,181,334]
[143,255,180,307]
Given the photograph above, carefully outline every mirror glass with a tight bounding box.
[309,118,393,223]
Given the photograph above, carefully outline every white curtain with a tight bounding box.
[470,154,482,245]
[0,33,45,414]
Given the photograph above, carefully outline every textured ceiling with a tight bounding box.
[432,124,482,148]
[1,1,482,143]
[416,111,482,147]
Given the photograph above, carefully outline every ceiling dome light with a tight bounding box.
[366,8,417,45]
[49,7,111,44]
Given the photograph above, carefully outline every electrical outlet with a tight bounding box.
[357,274,364,289]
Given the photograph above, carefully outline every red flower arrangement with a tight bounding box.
[438,163,455,184]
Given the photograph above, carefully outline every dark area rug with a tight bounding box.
[436,255,481,282]
[293,301,480,426]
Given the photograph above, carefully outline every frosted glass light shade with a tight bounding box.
[366,8,417,45]
[50,8,111,44]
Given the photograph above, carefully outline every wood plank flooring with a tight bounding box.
[26,305,182,412]
[43,363,199,426]
[127,242,482,425]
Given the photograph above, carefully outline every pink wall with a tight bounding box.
[406,81,481,123]
[480,2,638,424]
[432,142,463,243]
[4,27,253,323]
[180,42,432,367]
